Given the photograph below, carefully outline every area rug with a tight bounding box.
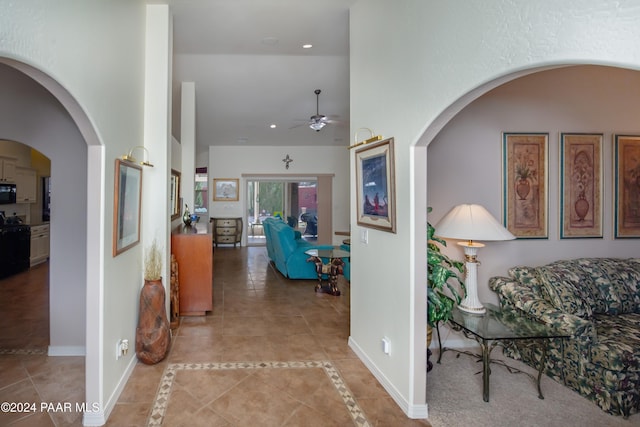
[147,360,370,426]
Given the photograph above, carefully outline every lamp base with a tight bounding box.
[458,302,486,315]
[456,241,487,316]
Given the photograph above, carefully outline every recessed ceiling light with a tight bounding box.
[270,124,277,129]
[302,44,313,49]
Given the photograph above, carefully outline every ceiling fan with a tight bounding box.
[291,89,340,131]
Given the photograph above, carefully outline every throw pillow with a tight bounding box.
[537,263,593,319]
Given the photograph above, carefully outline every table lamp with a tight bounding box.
[434,204,515,314]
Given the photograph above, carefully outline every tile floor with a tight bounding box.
[0,247,430,426]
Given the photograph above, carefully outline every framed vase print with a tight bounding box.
[614,135,640,238]
[355,137,396,233]
[113,159,142,256]
[502,133,548,239]
[560,133,603,238]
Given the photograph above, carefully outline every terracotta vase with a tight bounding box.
[574,197,590,221]
[516,179,530,200]
[136,278,171,364]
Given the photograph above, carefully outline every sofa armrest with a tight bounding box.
[489,276,596,341]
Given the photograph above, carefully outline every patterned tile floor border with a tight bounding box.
[147,360,371,427]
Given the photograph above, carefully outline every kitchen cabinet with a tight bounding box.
[0,157,16,182]
[30,223,50,266]
[15,167,37,203]
[171,223,213,316]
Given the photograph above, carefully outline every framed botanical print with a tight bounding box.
[502,133,548,239]
[614,135,640,238]
[560,133,603,238]
[355,137,396,233]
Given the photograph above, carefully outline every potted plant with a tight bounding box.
[427,208,465,370]
[136,239,171,364]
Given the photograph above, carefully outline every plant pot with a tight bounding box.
[136,278,171,364]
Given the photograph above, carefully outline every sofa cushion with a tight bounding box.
[590,313,640,372]
[576,258,640,315]
[509,266,543,293]
[537,262,593,319]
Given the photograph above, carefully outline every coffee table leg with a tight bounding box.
[536,340,548,399]
[481,339,491,402]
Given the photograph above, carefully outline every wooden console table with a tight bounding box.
[171,223,213,316]
[210,217,243,247]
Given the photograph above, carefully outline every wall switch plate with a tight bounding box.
[360,229,368,244]
[382,337,390,354]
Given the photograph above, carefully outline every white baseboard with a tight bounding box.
[48,345,86,356]
[348,336,428,419]
[83,354,137,426]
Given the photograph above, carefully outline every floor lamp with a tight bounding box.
[434,204,515,314]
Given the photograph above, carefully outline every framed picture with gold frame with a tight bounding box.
[560,133,603,238]
[170,169,181,220]
[213,178,239,201]
[355,137,396,233]
[113,159,142,256]
[502,133,548,239]
[614,135,640,238]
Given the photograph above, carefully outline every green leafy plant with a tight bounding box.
[144,239,163,281]
[427,208,466,328]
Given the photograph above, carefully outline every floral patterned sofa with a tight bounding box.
[489,258,640,418]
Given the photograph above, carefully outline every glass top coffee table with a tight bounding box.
[435,303,570,402]
[305,247,350,296]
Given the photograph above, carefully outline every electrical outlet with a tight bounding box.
[116,339,129,359]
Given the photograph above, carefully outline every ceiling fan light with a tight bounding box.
[309,121,326,131]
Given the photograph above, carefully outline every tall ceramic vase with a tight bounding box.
[136,278,171,364]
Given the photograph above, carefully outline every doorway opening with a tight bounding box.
[246,179,318,246]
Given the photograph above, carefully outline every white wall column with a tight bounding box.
[181,82,196,214]
[143,4,171,288]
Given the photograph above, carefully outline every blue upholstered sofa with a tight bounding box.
[262,217,350,280]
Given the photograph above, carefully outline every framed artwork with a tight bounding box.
[213,178,239,201]
[560,133,603,238]
[502,133,548,239]
[170,169,181,220]
[355,137,396,233]
[113,159,142,256]
[614,135,640,238]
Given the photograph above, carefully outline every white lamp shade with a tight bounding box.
[434,204,515,242]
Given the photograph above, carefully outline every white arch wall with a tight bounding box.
[349,0,640,418]
[0,1,149,424]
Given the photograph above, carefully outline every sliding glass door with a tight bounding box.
[246,179,317,246]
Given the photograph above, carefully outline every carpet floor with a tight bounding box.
[426,347,639,427]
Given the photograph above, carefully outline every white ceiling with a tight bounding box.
[168,0,355,148]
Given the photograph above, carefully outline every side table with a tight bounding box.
[436,303,569,402]
[305,247,350,296]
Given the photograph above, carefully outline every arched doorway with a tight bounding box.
[417,63,640,409]
[0,57,103,420]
